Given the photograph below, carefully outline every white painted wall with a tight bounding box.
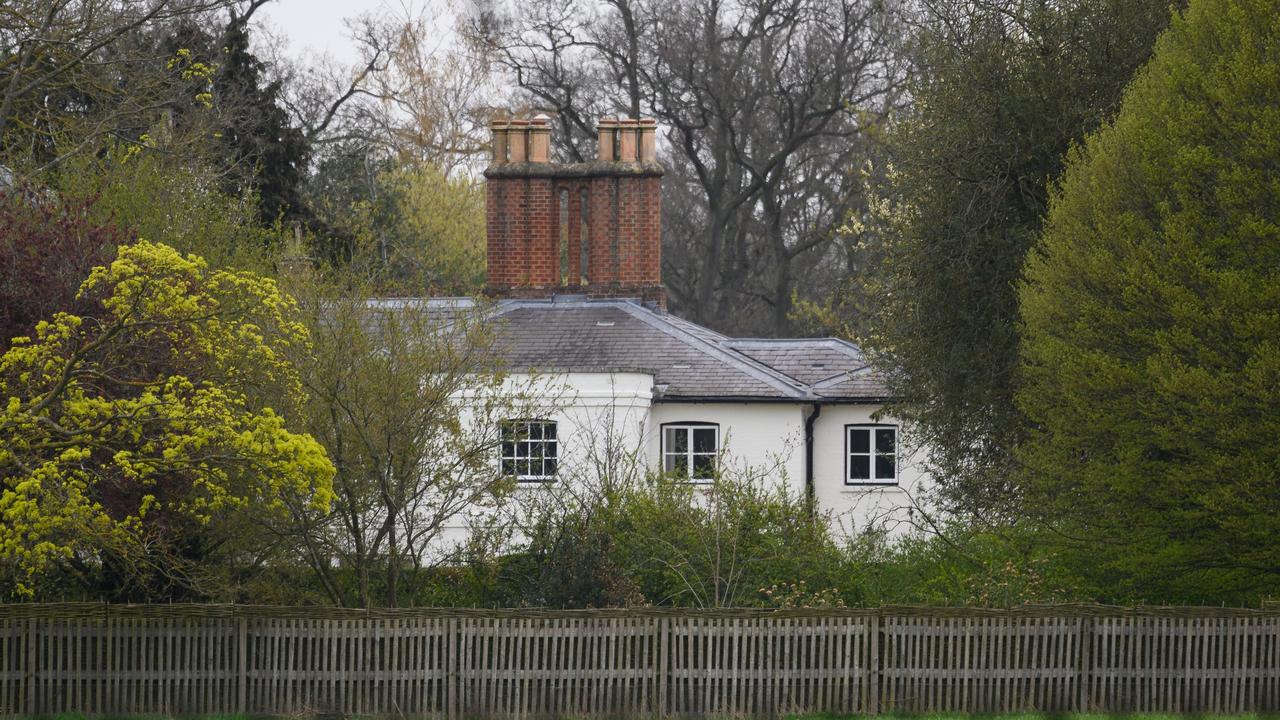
[811,404,929,537]
[645,402,806,495]
[440,371,656,550]
[442,373,928,555]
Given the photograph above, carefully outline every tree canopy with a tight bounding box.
[0,187,123,348]
[1017,0,1280,602]
[475,0,902,334]
[855,0,1173,515]
[0,241,334,598]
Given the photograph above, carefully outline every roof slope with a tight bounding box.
[485,297,890,402]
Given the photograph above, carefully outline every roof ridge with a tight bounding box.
[812,365,876,389]
[662,313,732,340]
[724,337,838,344]
[613,303,814,399]
[723,336,864,354]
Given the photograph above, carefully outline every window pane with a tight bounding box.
[693,427,717,453]
[665,453,688,476]
[692,453,715,479]
[501,441,514,459]
[543,440,557,459]
[543,457,557,477]
[875,428,896,454]
[875,455,895,480]
[518,441,533,459]
[528,422,543,440]
[519,459,533,478]
[543,422,556,439]
[666,427,688,453]
[849,428,870,454]
[850,455,870,480]
[501,423,515,442]
[501,458,516,476]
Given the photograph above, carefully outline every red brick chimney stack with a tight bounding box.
[484,112,664,305]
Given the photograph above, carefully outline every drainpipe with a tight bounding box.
[804,402,822,517]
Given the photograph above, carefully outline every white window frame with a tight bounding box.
[661,422,720,483]
[845,424,898,486]
[500,419,558,483]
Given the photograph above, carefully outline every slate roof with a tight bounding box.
[723,339,866,385]
[481,297,891,402]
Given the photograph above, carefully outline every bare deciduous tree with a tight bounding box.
[0,0,255,167]
[470,0,905,334]
[279,276,554,608]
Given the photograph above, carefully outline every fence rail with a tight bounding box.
[1,603,1278,717]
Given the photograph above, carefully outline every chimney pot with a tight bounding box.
[490,119,509,164]
[597,117,619,162]
[618,118,639,162]
[508,118,529,162]
[639,118,657,162]
[529,114,552,163]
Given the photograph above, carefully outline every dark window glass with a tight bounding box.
[875,428,895,454]
[850,455,871,480]
[668,427,688,453]
[850,428,870,453]
[665,453,688,475]
[693,427,716,453]
[875,455,895,480]
[692,453,715,478]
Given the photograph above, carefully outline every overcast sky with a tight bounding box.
[256,0,423,68]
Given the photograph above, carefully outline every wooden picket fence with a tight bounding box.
[0,603,1278,717]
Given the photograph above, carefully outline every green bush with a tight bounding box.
[848,522,1093,607]
[491,470,855,609]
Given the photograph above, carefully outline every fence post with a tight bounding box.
[452,616,466,720]
[657,616,669,717]
[1077,615,1093,712]
[447,616,458,720]
[867,611,880,715]
[237,612,247,715]
[23,617,34,717]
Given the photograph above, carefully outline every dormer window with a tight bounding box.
[500,419,558,482]
[662,422,719,482]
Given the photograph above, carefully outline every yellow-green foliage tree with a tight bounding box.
[1017,0,1280,602]
[0,241,334,599]
[377,164,486,295]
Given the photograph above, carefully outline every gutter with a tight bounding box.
[804,402,823,516]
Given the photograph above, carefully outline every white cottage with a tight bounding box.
[435,114,927,538]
